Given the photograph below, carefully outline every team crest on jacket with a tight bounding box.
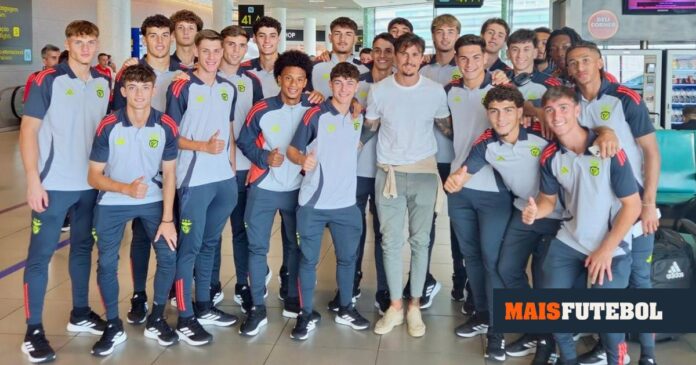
[181,219,192,234]
[600,104,611,121]
[96,86,105,98]
[530,145,541,157]
[237,81,246,93]
[589,159,600,176]
[149,133,159,148]
[221,88,229,101]
[353,118,360,131]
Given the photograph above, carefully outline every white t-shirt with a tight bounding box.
[365,75,450,165]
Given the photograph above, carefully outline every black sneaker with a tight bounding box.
[451,273,465,302]
[353,271,363,300]
[144,316,178,347]
[236,284,253,314]
[91,320,127,357]
[577,342,631,365]
[374,289,390,315]
[335,305,370,330]
[638,356,657,365]
[196,306,238,327]
[210,282,224,306]
[454,312,489,338]
[21,327,56,363]
[290,312,317,341]
[67,310,106,335]
[485,333,506,362]
[420,275,441,309]
[506,333,537,357]
[531,337,557,365]
[327,290,359,313]
[176,316,212,346]
[278,267,288,301]
[127,293,148,325]
[282,297,301,318]
[239,306,268,336]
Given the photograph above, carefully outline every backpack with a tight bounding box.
[651,227,695,289]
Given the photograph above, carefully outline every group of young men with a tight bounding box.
[18,8,661,365]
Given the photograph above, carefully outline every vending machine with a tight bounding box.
[602,49,663,128]
[664,50,696,129]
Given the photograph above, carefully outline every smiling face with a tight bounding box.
[144,26,172,59]
[456,44,487,82]
[566,47,603,87]
[330,26,356,55]
[508,41,537,73]
[487,99,522,138]
[371,38,394,72]
[122,81,155,111]
[482,23,507,54]
[395,44,423,78]
[433,24,458,53]
[222,35,248,67]
[543,96,581,137]
[195,39,223,73]
[255,26,279,56]
[278,66,307,101]
[330,76,359,105]
[65,35,98,66]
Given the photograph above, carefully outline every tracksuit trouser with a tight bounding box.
[245,185,300,306]
[543,240,632,365]
[297,205,361,313]
[355,176,387,292]
[174,178,237,318]
[24,189,97,325]
[629,233,657,354]
[211,170,250,286]
[375,169,438,301]
[448,187,512,322]
[497,210,561,289]
[94,202,175,320]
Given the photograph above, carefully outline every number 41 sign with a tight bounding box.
[238,5,264,27]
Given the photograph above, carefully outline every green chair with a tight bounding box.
[656,130,696,224]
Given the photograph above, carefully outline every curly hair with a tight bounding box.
[253,16,282,36]
[170,10,203,31]
[274,50,313,80]
[141,14,173,36]
[483,86,525,109]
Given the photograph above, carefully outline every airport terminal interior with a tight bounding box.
[0,0,696,364]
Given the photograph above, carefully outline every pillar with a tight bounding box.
[212,0,235,31]
[325,24,332,52]
[97,0,130,65]
[304,18,316,56]
[271,8,287,52]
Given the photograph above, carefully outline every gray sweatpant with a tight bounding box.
[375,169,438,301]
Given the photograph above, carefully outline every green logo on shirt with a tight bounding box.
[237,81,246,93]
[451,69,462,80]
[530,145,541,157]
[31,218,42,235]
[527,93,539,101]
[353,118,360,131]
[196,95,205,103]
[358,91,367,99]
[221,88,229,101]
[496,155,505,161]
[322,73,330,80]
[65,88,74,96]
[561,166,570,175]
[181,219,192,234]
[326,123,336,133]
[270,124,281,133]
[590,159,600,176]
[149,133,159,148]
[116,137,126,146]
[600,105,611,121]
[96,86,105,98]
[453,95,462,103]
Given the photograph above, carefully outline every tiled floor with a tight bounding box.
[0,130,694,364]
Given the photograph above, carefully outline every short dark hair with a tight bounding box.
[480,18,509,39]
[330,17,358,33]
[394,33,425,54]
[170,10,203,31]
[141,14,173,36]
[507,29,537,48]
[683,106,696,118]
[97,53,109,59]
[221,25,249,41]
[373,32,396,47]
[566,40,602,60]
[359,48,372,55]
[274,50,313,79]
[121,63,156,85]
[483,86,525,109]
[41,44,60,58]
[542,86,579,107]
[65,20,99,38]
[547,27,582,57]
[388,17,413,33]
[455,34,486,54]
[194,29,223,47]
[253,16,282,36]
[330,62,360,81]
[534,26,551,35]
[58,50,69,63]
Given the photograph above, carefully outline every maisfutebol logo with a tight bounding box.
[505,301,663,321]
